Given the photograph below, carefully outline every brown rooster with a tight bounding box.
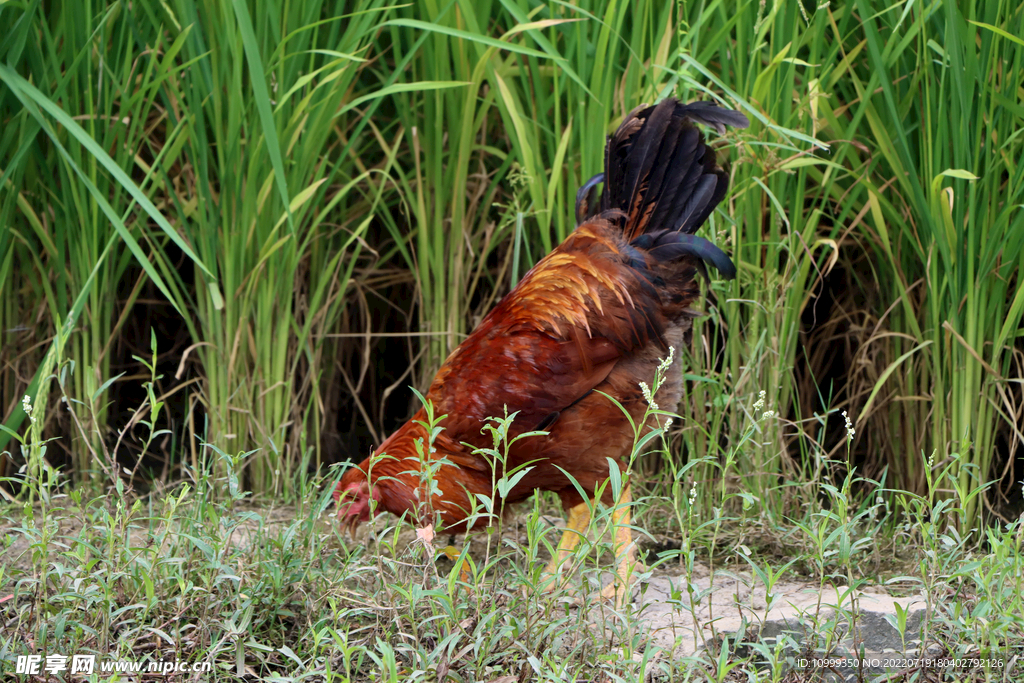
[336,98,747,604]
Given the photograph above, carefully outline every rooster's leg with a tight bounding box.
[599,484,642,606]
[541,501,591,584]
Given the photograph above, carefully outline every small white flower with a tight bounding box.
[688,480,697,507]
[663,417,673,432]
[22,395,36,424]
[841,410,855,441]
[657,346,675,374]
[761,410,775,420]
[753,390,766,411]
[639,381,658,410]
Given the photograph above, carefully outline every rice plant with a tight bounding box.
[0,1,212,488]
[836,0,1024,527]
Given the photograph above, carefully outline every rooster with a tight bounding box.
[336,98,747,604]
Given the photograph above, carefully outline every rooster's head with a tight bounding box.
[334,467,380,537]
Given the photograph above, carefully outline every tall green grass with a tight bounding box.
[0,1,214,490]
[141,0,406,493]
[843,0,1024,527]
[671,1,848,520]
